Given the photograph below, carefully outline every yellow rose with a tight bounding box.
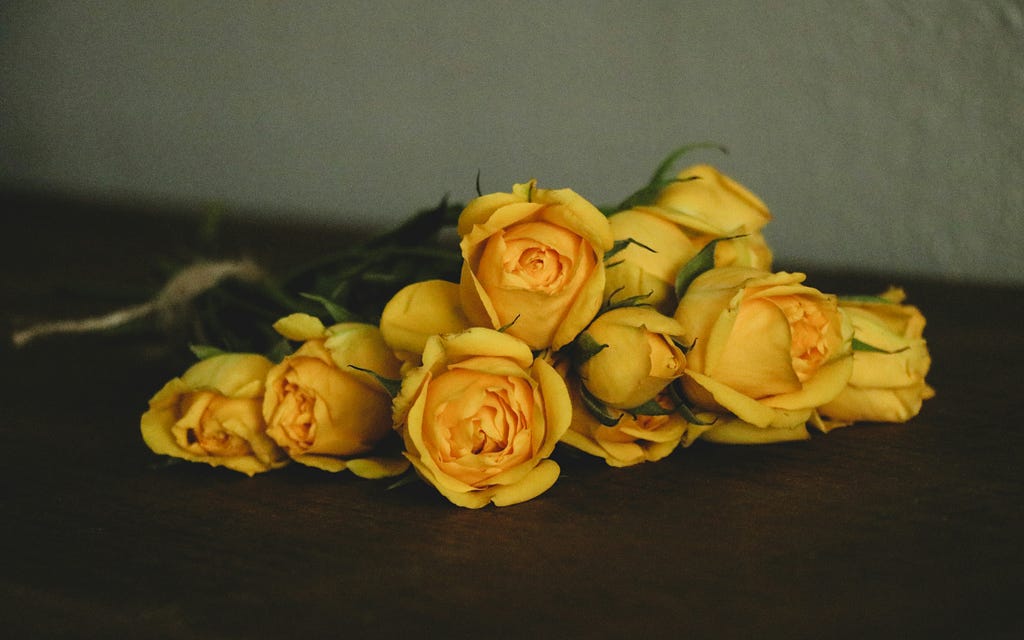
[575,306,687,409]
[379,279,470,363]
[394,327,572,508]
[140,353,287,476]
[562,381,687,467]
[604,208,703,314]
[263,314,407,476]
[458,181,614,350]
[674,267,853,438]
[603,165,773,315]
[654,164,773,236]
[816,288,934,427]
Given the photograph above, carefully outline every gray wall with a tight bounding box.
[2,1,1022,283]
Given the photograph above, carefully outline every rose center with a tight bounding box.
[424,370,535,481]
[275,380,317,449]
[774,295,831,381]
[175,392,254,457]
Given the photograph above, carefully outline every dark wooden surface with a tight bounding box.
[2,192,1022,639]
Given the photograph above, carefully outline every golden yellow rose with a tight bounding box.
[603,165,773,314]
[674,267,853,440]
[458,181,614,350]
[654,164,773,236]
[562,381,687,467]
[816,288,934,428]
[394,327,572,508]
[604,209,703,314]
[140,353,288,476]
[263,314,407,477]
[575,306,687,409]
[379,279,470,364]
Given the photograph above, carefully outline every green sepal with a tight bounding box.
[604,238,655,263]
[676,402,717,426]
[189,344,229,360]
[572,331,609,365]
[664,379,716,425]
[623,398,676,417]
[671,336,696,354]
[600,287,653,314]
[497,314,521,333]
[349,365,402,398]
[852,338,908,354]
[674,235,745,299]
[609,141,728,212]
[580,384,622,427]
[300,293,356,323]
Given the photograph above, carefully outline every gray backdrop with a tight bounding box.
[2,1,1022,284]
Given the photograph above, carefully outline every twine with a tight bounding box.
[11,259,265,348]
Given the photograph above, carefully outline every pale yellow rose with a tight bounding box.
[394,327,572,508]
[575,306,687,409]
[379,279,470,364]
[458,181,614,350]
[674,267,853,437]
[604,209,703,314]
[263,314,408,477]
[654,164,772,235]
[562,380,687,467]
[603,165,773,315]
[141,353,288,476]
[816,288,934,428]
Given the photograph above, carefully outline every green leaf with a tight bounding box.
[580,384,622,427]
[852,338,908,354]
[674,235,745,299]
[387,471,421,491]
[300,293,356,323]
[189,344,228,360]
[265,338,294,363]
[367,196,458,248]
[349,365,403,398]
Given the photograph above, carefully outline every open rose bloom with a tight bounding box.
[458,181,613,351]
[141,353,288,476]
[262,314,408,477]
[675,267,854,443]
[394,328,572,508]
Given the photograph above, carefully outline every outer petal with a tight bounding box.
[380,279,471,357]
[683,369,812,429]
[272,313,327,341]
[698,415,810,444]
[491,459,562,507]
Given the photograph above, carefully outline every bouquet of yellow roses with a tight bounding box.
[135,145,934,508]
